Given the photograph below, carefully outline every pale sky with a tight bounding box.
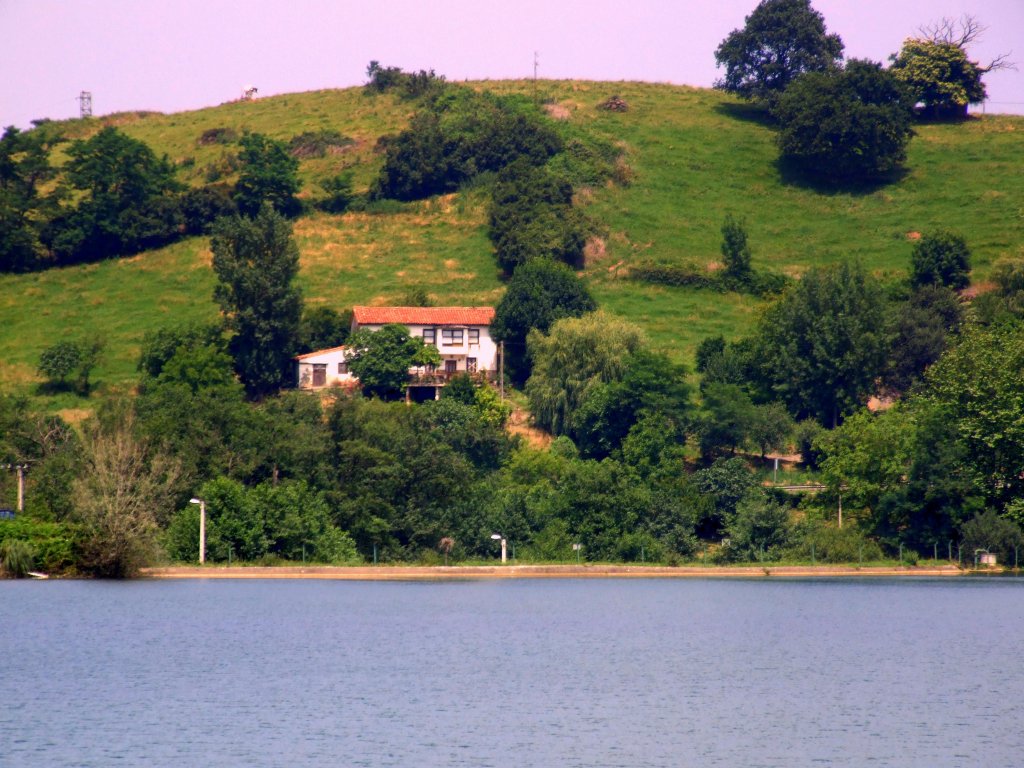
[2,0,1022,128]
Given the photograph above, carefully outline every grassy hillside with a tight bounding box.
[3,80,1023,407]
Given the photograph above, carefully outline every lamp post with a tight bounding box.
[189,498,206,564]
[1,463,28,512]
[490,533,506,564]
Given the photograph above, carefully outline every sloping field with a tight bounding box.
[3,81,1022,403]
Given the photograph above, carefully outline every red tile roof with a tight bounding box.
[294,345,348,361]
[352,306,495,327]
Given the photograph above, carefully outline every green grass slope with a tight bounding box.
[3,81,1022,406]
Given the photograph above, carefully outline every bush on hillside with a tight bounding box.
[775,60,915,183]
[287,130,354,158]
[371,89,562,201]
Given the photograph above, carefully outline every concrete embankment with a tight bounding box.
[141,563,968,581]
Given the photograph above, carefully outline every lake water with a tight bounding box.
[2,577,1022,767]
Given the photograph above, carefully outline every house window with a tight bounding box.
[312,364,327,387]
[441,328,464,345]
[468,328,480,345]
[467,357,478,372]
[422,328,436,345]
[445,359,457,374]
[338,361,348,375]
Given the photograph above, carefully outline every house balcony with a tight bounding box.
[407,369,495,386]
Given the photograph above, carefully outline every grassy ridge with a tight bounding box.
[3,80,1023,406]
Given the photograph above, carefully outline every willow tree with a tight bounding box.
[525,311,645,436]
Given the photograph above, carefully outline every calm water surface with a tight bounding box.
[1,577,1022,767]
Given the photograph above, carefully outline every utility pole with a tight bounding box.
[533,51,539,103]
[499,341,505,401]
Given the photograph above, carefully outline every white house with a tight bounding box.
[295,306,499,398]
[294,344,357,390]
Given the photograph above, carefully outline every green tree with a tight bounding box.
[910,230,971,290]
[694,457,758,539]
[0,126,53,272]
[45,127,182,264]
[296,306,352,354]
[572,350,692,460]
[372,89,562,201]
[211,207,303,399]
[775,60,915,182]
[317,171,355,213]
[817,407,916,513]
[137,322,227,382]
[489,160,586,273]
[922,324,1024,507]
[695,383,756,459]
[344,323,441,399]
[883,285,962,395]
[37,337,104,394]
[890,39,985,120]
[890,17,1010,120]
[752,261,889,427]
[748,401,794,458]
[720,214,752,286]
[490,258,597,386]
[714,0,844,105]
[725,492,791,561]
[234,133,301,217]
[525,312,645,436]
[38,341,82,389]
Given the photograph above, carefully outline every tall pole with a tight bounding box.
[16,465,24,513]
[199,500,206,564]
[500,538,507,564]
[837,494,842,529]
[499,341,505,401]
[533,51,539,103]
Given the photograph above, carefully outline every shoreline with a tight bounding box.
[140,563,975,581]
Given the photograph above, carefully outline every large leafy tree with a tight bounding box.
[774,59,915,182]
[883,285,962,396]
[489,160,586,274]
[0,126,53,272]
[921,324,1024,509]
[211,206,303,399]
[525,311,645,436]
[344,324,441,399]
[714,0,844,105]
[490,258,596,386]
[572,349,692,460]
[372,89,562,201]
[890,16,1012,120]
[910,230,971,290]
[234,133,301,217]
[752,261,888,427]
[45,127,182,263]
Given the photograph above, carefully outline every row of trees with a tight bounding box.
[0,124,309,274]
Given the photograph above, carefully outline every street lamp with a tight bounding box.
[1,463,29,513]
[189,498,206,564]
[490,533,506,563]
